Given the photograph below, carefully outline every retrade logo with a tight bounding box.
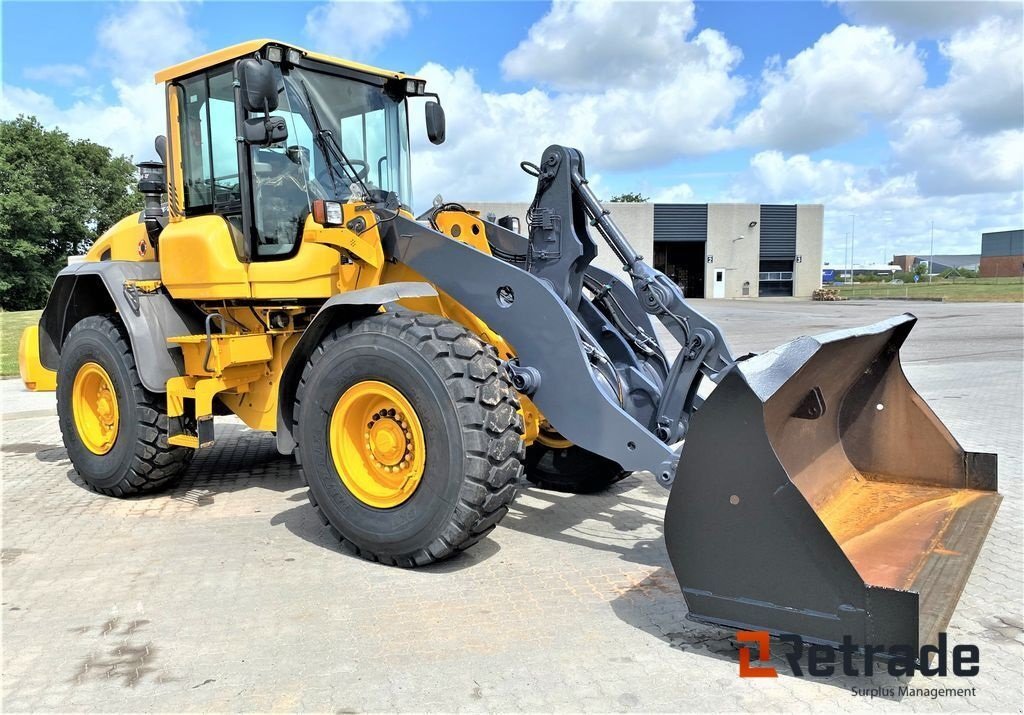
[736,631,981,678]
[737,631,777,678]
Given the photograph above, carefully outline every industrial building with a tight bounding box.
[890,254,981,273]
[980,230,1023,277]
[469,202,824,298]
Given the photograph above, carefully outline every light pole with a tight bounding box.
[845,231,851,284]
[850,213,856,278]
[929,220,935,284]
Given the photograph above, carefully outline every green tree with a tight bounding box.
[609,192,648,203]
[0,116,141,310]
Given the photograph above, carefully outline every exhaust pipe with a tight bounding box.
[665,314,1000,650]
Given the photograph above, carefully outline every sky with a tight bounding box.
[1,0,1022,266]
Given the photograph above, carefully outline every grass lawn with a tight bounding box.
[0,310,42,377]
[836,277,1024,302]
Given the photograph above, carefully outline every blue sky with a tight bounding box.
[2,0,1021,265]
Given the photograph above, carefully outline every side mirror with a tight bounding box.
[425,101,446,145]
[237,57,280,113]
[242,116,288,147]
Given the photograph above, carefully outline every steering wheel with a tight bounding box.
[346,159,370,182]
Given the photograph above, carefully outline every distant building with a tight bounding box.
[890,255,915,272]
[913,255,981,273]
[980,230,1023,278]
[824,264,898,282]
[469,202,825,298]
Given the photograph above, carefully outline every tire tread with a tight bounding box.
[294,311,525,567]
[59,314,192,497]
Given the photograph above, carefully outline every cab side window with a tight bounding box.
[178,68,242,222]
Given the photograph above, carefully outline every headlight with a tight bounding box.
[312,199,344,227]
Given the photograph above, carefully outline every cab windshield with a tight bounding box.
[251,66,412,256]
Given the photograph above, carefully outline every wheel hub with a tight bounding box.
[72,362,119,455]
[329,381,425,508]
[367,410,413,468]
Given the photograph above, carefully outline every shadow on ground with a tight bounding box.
[502,476,668,568]
[53,423,502,572]
[609,566,913,700]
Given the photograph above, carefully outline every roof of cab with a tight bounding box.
[154,38,421,83]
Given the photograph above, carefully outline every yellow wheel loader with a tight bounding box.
[20,40,1000,652]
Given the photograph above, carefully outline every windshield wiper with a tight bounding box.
[301,80,373,200]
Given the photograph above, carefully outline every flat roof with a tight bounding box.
[154,39,421,83]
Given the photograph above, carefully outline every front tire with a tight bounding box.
[57,314,192,497]
[295,311,525,567]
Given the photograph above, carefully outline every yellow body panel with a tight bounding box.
[432,210,491,254]
[18,325,57,391]
[154,39,422,84]
[217,332,300,432]
[84,213,155,262]
[165,84,186,221]
[303,211,383,267]
[248,242,341,299]
[159,216,250,299]
[171,333,273,377]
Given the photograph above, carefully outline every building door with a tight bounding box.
[713,269,725,298]
[653,242,706,298]
[758,260,794,296]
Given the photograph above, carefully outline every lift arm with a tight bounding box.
[523,145,736,443]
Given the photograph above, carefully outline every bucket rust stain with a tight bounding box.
[813,480,986,590]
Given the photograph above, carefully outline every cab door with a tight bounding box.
[159,64,249,299]
[244,70,342,299]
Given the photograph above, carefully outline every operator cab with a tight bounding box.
[152,40,444,268]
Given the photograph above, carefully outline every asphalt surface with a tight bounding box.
[1,299,1021,713]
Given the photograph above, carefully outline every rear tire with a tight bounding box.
[295,311,525,567]
[57,314,192,497]
[524,444,630,494]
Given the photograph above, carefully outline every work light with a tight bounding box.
[312,199,344,227]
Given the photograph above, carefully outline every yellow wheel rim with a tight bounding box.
[72,362,119,455]
[329,380,426,508]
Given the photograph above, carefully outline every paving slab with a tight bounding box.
[2,300,1021,712]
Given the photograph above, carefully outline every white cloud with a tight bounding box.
[741,151,860,202]
[22,64,89,86]
[411,0,745,204]
[834,0,1022,38]
[410,63,558,204]
[502,0,702,90]
[1,81,169,164]
[881,15,1024,197]
[304,0,410,61]
[96,0,203,82]
[729,150,1023,265]
[1,1,202,163]
[734,24,925,152]
[651,183,695,203]
[922,15,1023,134]
[891,116,1023,196]
[409,51,745,207]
